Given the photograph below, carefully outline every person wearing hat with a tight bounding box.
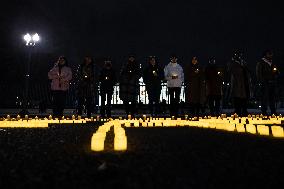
[48,56,72,118]
[99,58,117,118]
[164,54,184,117]
[143,56,164,116]
[256,50,280,115]
[119,54,141,117]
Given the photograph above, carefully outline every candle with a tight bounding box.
[48,115,52,120]
[273,67,277,72]
[217,71,221,75]
[128,115,132,120]
[72,115,75,120]
[257,125,269,136]
[25,115,28,120]
[105,77,109,80]
[142,115,146,121]
[96,115,100,121]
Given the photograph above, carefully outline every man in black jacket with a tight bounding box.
[256,50,280,115]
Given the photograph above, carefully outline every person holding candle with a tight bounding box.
[75,56,98,118]
[48,56,72,118]
[164,54,184,117]
[256,50,280,115]
[143,56,164,116]
[227,50,252,117]
[185,56,206,117]
[99,58,117,118]
[204,57,224,116]
[119,54,141,117]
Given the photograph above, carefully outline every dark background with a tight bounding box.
[0,0,283,107]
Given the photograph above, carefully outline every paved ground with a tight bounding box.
[0,123,283,188]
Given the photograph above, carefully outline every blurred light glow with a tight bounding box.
[24,33,31,43]
[32,33,40,42]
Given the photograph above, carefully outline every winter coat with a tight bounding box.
[164,63,184,88]
[185,64,206,104]
[228,61,252,99]
[256,58,279,85]
[48,65,72,91]
[99,67,117,93]
[205,64,224,96]
[75,63,98,98]
[143,64,164,92]
[119,62,141,102]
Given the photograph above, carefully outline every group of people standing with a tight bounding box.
[48,50,280,118]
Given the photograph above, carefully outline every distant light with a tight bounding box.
[24,33,31,43]
[259,105,262,108]
[23,33,40,46]
[32,33,40,42]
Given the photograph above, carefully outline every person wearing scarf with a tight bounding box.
[48,56,72,118]
[256,50,280,115]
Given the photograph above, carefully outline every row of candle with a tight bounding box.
[108,118,284,138]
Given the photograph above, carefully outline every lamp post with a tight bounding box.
[19,33,40,116]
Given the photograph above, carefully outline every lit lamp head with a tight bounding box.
[24,33,40,46]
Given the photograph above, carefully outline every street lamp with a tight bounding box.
[19,33,40,116]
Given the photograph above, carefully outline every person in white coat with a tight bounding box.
[164,54,184,117]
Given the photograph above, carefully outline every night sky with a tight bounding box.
[0,0,283,81]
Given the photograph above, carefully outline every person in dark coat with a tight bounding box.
[185,56,205,117]
[119,55,141,117]
[205,58,224,116]
[256,50,280,115]
[228,50,252,117]
[75,56,98,117]
[99,59,116,118]
[143,56,164,116]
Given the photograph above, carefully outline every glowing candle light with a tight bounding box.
[49,115,52,120]
[91,133,106,151]
[271,126,284,138]
[143,115,146,121]
[246,124,257,134]
[257,125,269,136]
[128,115,132,120]
[236,124,246,133]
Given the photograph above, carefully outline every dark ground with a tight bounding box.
[0,123,284,188]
